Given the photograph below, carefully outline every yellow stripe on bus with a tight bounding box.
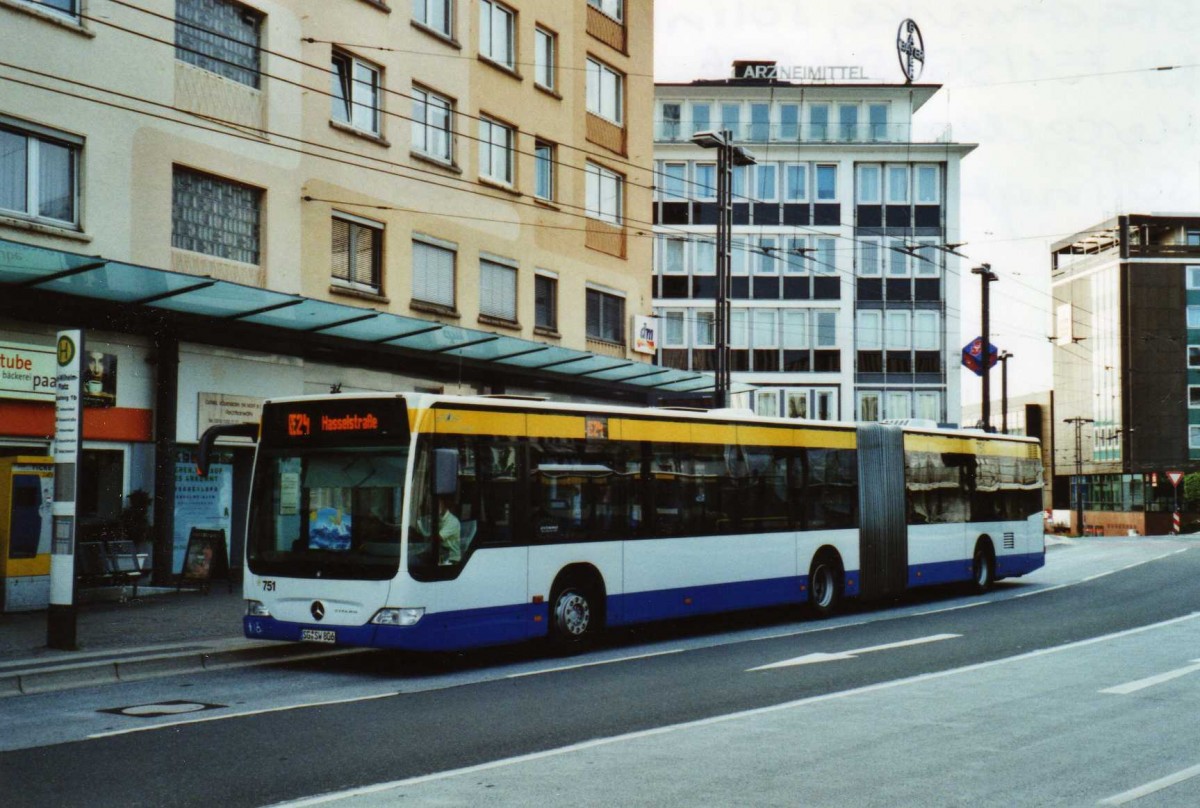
[617,418,692,443]
[905,433,1039,459]
[526,413,586,439]
[432,408,526,436]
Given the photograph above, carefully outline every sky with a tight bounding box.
[653,0,1200,402]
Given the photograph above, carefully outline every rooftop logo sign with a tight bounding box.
[896,19,925,83]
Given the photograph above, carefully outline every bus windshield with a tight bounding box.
[246,447,408,580]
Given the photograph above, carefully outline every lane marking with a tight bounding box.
[269,612,1200,807]
[1100,660,1200,695]
[1013,547,1189,599]
[506,649,684,679]
[85,546,1195,742]
[1099,762,1200,805]
[748,633,961,671]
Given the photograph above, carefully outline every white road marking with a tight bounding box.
[1098,762,1200,805]
[1012,547,1188,598]
[269,612,1200,807]
[747,633,961,671]
[1100,660,1200,695]
[506,649,684,678]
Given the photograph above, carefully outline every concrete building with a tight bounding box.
[1051,214,1200,535]
[0,0,671,589]
[652,61,974,424]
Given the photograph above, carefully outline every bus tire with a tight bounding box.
[548,578,601,652]
[808,551,843,617]
[971,539,996,593]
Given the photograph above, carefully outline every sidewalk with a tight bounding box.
[0,584,358,697]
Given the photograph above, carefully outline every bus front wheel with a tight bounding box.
[549,583,596,652]
[809,552,843,617]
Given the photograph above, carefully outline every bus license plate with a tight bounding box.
[301,629,336,644]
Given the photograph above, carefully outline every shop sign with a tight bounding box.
[633,315,658,355]
[197,392,264,439]
[0,340,57,401]
[733,63,867,81]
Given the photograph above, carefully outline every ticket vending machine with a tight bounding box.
[0,456,54,612]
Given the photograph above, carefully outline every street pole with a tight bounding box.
[999,350,1012,434]
[972,264,998,431]
[1064,416,1094,536]
[715,129,730,408]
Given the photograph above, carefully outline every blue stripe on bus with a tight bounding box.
[242,552,1043,652]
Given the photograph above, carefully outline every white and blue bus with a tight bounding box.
[202,393,1044,652]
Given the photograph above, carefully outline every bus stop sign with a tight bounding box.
[961,337,999,377]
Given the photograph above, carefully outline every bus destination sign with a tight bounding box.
[263,398,408,446]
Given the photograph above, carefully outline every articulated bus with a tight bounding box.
[202,393,1044,652]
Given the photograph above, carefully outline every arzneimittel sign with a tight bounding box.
[733,64,867,81]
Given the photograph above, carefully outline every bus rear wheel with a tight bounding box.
[549,583,596,652]
[809,552,842,617]
[971,540,995,593]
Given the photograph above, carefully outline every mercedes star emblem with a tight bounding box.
[311,601,325,621]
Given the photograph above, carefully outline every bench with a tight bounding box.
[76,539,147,599]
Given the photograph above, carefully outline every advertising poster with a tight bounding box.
[173,458,233,572]
[83,350,117,408]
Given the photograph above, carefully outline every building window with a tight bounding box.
[885,311,912,349]
[755,390,780,418]
[171,167,261,264]
[534,26,556,90]
[783,163,808,202]
[586,288,625,343]
[756,237,777,275]
[586,57,624,124]
[0,120,80,227]
[815,238,837,275]
[1191,426,1200,449]
[691,102,711,134]
[695,163,717,199]
[1190,386,1200,409]
[753,309,778,348]
[662,310,686,347]
[858,239,882,277]
[786,390,808,418]
[661,162,686,199]
[585,162,623,224]
[1189,306,1200,328]
[659,236,686,274]
[857,311,882,350]
[534,140,555,201]
[755,164,777,202]
[886,391,912,420]
[886,165,910,204]
[535,272,558,331]
[331,213,383,294]
[1186,266,1200,290]
[412,86,453,162]
[914,240,940,277]
[659,103,682,141]
[730,309,749,349]
[815,310,837,347]
[868,103,889,141]
[479,116,514,185]
[1188,230,1200,246]
[332,53,381,135]
[694,310,715,347]
[721,103,741,139]
[784,237,808,274]
[413,0,452,37]
[838,104,858,141]
[914,311,940,350]
[694,238,716,274]
[587,0,623,22]
[412,236,456,308]
[815,164,837,200]
[888,239,909,277]
[1189,345,1200,368]
[809,104,829,140]
[856,164,881,204]
[480,257,517,321]
[916,392,941,422]
[176,0,263,88]
[749,104,770,142]
[858,392,881,421]
[13,0,77,18]
[779,104,799,140]
[479,0,515,69]
[915,165,939,204]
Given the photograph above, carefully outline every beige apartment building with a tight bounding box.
[0,0,675,587]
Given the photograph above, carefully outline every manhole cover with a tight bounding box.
[100,700,226,718]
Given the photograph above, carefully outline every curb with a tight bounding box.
[0,642,365,697]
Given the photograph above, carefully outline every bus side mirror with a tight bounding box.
[434,449,459,496]
[197,422,259,477]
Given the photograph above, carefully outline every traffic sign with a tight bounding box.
[1167,471,1184,487]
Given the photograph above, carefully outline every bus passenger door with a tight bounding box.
[856,424,907,600]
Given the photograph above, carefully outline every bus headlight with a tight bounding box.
[371,607,425,626]
[246,600,271,617]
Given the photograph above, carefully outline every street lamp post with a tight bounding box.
[998,350,1013,434]
[691,129,756,408]
[971,264,998,431]
[1064,416,1094,536]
